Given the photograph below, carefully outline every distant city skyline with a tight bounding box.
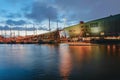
[0,0,120,30]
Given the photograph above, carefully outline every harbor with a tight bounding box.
[0,0,120,80]
[0,14,120,44]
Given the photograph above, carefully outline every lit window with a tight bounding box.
[91,27,101,33]
[100,32,104,36]
[86,33,90,36]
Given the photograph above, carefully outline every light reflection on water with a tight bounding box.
[59,44,72,80]
[0,44,120,80]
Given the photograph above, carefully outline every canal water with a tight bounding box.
[0,44,120,80]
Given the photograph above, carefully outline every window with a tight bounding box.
[69,30,76,32]
[90,23,98,27]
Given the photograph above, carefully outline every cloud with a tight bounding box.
[0,9,7,13]
[24,0,120,23]
[4,0,28,4]
[6,13,21,18]
[0,9,22,19]
[0,0,120,32]
[1,0,120,27]
[25,0,58,22]
[0,9,8,17]
[6,19,26,25]
[54,0,120,21]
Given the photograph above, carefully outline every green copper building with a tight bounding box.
[85,14,120,37]
[63,14,120,39]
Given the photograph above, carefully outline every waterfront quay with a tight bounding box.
[0,35,120,44]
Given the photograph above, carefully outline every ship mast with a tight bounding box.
[18,25,20,36]
[49,17,51,31]
[25,24,27,36]
[10,25,12,38]
[0,24,3,36]
[33,24,36,35]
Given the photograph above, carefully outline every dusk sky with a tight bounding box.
[0,0,120,30]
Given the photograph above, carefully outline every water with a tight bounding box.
[0,44,120,80]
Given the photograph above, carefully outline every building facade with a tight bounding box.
[85,14,120,37]
[63,14,120,41]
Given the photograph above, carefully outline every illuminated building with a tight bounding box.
[85,14,120,37]
[63,14,120,41]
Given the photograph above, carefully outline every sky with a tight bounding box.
[0,0,120,31]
